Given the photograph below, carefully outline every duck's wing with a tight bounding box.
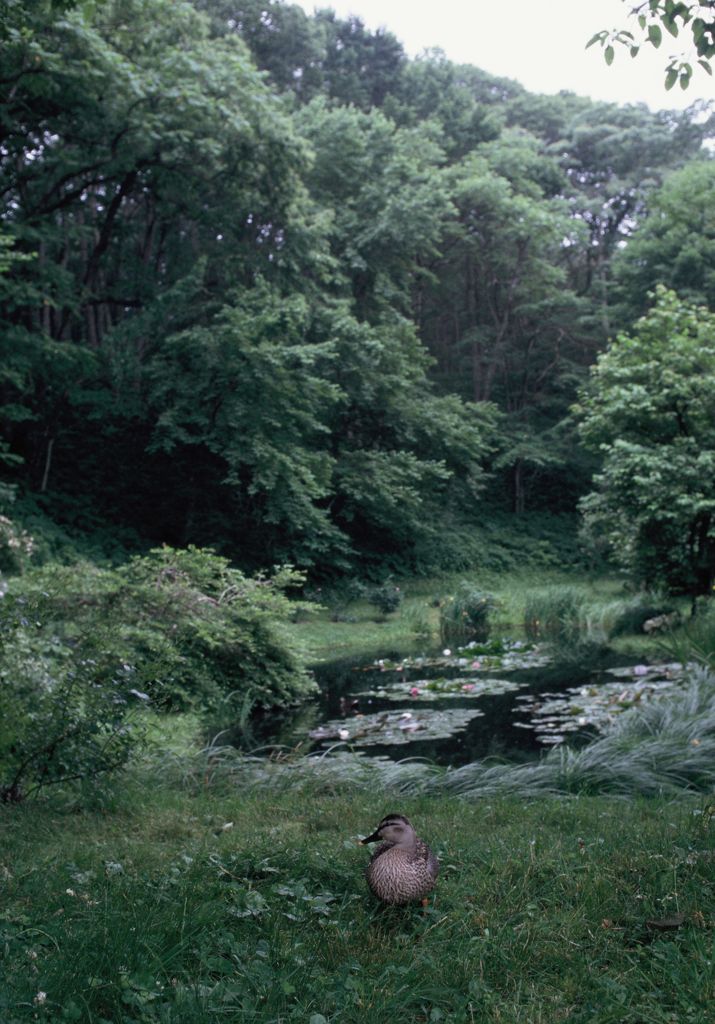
[416,839,439,878]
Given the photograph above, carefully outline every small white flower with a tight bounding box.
[33,991,47,1005]
[442,648,451,657]
[338,728,350,740]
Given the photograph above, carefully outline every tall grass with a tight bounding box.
[149,667,715,801]
[439,583,496,645]
[660,602,715,670]
[523,584,675,657]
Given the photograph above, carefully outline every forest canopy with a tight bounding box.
[1,0,713,582]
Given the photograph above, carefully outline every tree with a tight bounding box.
[612,159,715,321]
[295,98,454,320]
[588,1,715,89]
[577,287,715,599]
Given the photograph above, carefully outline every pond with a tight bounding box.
[238,639,685,767]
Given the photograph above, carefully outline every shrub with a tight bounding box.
[439,583,496,645]
[2,547,316,712]
[367,580,403,617]
[0,592,142,803]
[0,512,34,575]
[0,546,317,801]
[321,577,366,622]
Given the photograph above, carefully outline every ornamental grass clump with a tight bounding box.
[596,593,677,638]
[439,583,496,645]
[661,600,715,670]
[523,585,588,645]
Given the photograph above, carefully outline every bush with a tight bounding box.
[0,592,142,803]
[367,580,403,617]
[439,583,496,645]
[320,578,366,622]
[0,547,317,801]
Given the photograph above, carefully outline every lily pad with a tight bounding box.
[515,671,685,744]
[354,676,522,702]
[305,707,485,747]
[372,639,550,675]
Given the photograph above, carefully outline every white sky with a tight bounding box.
[296,0,715,111]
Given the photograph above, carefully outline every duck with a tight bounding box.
[360,813,439,906]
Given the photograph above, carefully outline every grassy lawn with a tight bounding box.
[2,786,714,1023]
[287,569,672,663]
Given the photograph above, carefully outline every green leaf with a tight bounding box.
[663,16,679,38]
[698,59,712,76]
[630,46,640,58]
[648,24,663,47]
[586,31,606,49]
[604,45,615,66]
[665,68,678,89]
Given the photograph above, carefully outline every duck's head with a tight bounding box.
[360,813,415,846]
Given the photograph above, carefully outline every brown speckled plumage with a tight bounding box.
[361,814,439,905]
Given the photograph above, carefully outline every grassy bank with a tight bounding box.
[289,570,649,662]
[2,786,714,1023]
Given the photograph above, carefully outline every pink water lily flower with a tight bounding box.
[471,660,481,669]
[462,683,475,691]
[409,686,420,696]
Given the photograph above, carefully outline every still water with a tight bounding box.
[239,642,682,768]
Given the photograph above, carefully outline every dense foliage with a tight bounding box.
[577,289,715,598]
[1,0,712,582]
[0,546,314,800]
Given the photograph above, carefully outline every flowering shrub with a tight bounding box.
[0,547,315,801]
[0,513,34,574]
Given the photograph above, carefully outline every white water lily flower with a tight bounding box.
[34,992,47,1005]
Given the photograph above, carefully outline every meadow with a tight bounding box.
[2,784,714,1023]
[2,572,715,1023]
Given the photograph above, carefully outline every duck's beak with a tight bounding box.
[360,829,381,845]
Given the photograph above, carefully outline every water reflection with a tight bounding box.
[225,636,684,767]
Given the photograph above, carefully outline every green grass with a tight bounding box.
[289,570,635,662]
[4,570,713,1023]
[156,666,715,800]
[2,787,714,1023]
